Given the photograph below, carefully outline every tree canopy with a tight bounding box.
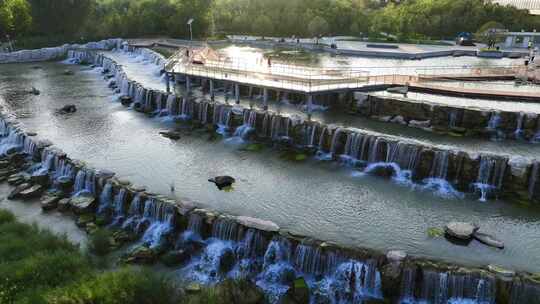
[1,0,539,46]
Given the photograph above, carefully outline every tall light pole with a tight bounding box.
[187,18,194,41]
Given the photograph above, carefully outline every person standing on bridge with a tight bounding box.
[267,57,272,68]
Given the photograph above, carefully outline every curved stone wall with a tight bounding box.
[0,39,122,64]
[358,94,540,143]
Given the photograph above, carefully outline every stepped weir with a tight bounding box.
[1,40,540,303]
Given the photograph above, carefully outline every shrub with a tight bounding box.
[0,209,15,225]
[45,268,178,304]
[88,229,112,256]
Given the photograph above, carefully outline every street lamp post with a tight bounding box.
[187,18,194,41]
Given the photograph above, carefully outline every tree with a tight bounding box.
[308,15,329,41]
[0,0,31,37]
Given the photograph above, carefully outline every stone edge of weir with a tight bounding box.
[2,113,540,302]
[77,45,539,205]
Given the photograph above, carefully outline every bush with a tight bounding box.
[45,268,178,304]
[88,229,112,256]
[0,209,15,225]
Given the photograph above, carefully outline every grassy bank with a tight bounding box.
[0,209,177,304]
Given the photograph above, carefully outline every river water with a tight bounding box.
[1,55,540,273]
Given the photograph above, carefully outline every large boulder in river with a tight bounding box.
[70,193,97,215]
[208,176,236,190]
[444,222,479,240]
[57,104,77,115]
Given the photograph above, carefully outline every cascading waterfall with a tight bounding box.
[401,269,495,304]
[514,112,525,139]
[72,169,96,195]
[32,149,55,176]
[330,128,343,155]
[233,110,257,139]
[486,112,504,141]
[73,170,86,195]
[0,129,25,156]
[213,104,232,135]
[211,218,242,242]
[22,137,36,156]
[97,183,113,215]
[179,97,192,119]
[449,111,458,128]
[340,131,364,166]
[422,151,463,199]
[198,102,209,124]
[140,199,176,248]
[121,193,143,229]
[472,155,507,202]
[165,94,177,116]
[386,141,420,183]
[257,237,295,303]
[110,188,127,225]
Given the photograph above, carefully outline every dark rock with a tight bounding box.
[95,169,115,180]
[213,279,265,304]
[57,104,77,115]
[55,176,73,192]
[41,195,61,211]
[159,131,181,140]
[124,246,157,264]
[7,183,32,199]
[19,184,43,199]
[30,171,50,186]
[63,69,74,75]
[120,96,133,106]
[218,246,236,274]
[57,198,71,212]
[445,222,479,240]
[365,163,397,178]
[30,87,40,95]
[284,277,310,304]
[76,214,95,228]
[160,249,190,267]
[208,175,236,190]
[70,194,97,215]
[7,174,25,186]
[25,132,37,137]
[473,232,504,249]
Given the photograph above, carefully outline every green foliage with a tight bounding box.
[88,228,113,256]
[45,268,178,304]
[0,209,15,225]
[0,215,177,304]
[0,0,32,37]
[2,0,540,48]
[369,0,540,40]
[427,227,444,238]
